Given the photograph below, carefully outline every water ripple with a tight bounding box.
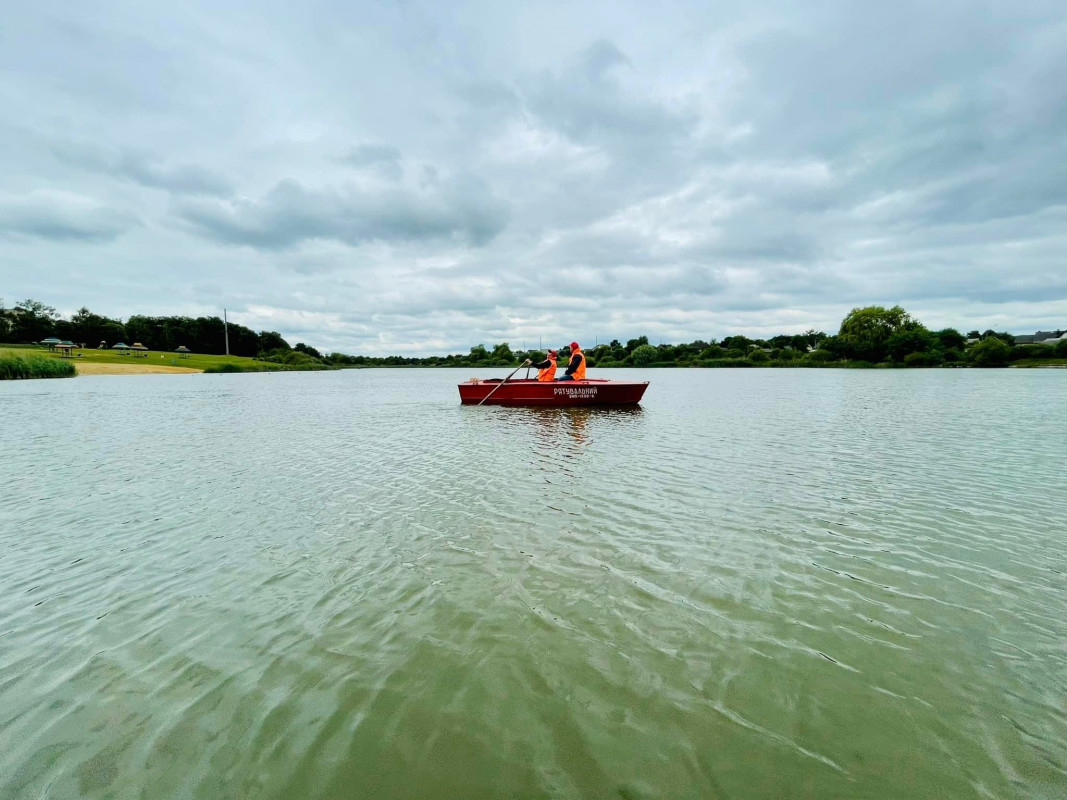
[1,368,1066,799]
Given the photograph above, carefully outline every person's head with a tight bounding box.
[570,341,580,351]
[547,349,558,359]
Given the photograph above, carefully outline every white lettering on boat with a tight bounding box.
[553,386,598,397]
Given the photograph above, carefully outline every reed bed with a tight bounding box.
[0,354,77,380]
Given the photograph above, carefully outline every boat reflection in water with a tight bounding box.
[488,405,647,478]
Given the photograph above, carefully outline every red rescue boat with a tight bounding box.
[458,377,649,406]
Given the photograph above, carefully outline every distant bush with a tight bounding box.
[1057,339,1067,357]
[698,358,754,368]
[806,349,836,363]
[968,337,1011,367]
[0,354,76,380]
[749,349,770,362]
[630,344,659,366]
[1010,344,1056,361]
[903,352,935,367]
[204,362,245,373]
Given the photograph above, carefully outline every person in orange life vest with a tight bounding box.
[556,342,587,381]
[522,349,558,381]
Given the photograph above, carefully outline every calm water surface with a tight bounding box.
[1,368,1065,799]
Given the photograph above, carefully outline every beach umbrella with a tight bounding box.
[112,342,130,349]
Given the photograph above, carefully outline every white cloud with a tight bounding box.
[1,0,1065,353]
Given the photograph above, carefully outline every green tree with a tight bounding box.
[806,349,836,363]
[968,337,1010,367]
[1011,344,1055,361]
[12,299,59,342]
[626,336,649,352]
[720,335,752,351]
[935,328,965,351]
[749,349,769,362]
[886,327,938,362]
[903,352,934,367]
[1056,339,1067,357]
[294,342,322,360]
[837,305,920,362]
[468,344,489,364]
[490,342,514,365]
[982,330,1014,345]
[631,344,658,366]
[259,331,290,351]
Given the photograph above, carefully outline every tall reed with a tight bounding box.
[0,354,77,380]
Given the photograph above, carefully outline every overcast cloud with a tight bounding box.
[1,0,1065,353]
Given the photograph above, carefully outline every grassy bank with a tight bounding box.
[1010,358,1067,368]
[0,352,77,380]
[202,360,335,373]
[0,345,337,375]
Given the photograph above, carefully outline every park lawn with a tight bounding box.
[0,346,306,373]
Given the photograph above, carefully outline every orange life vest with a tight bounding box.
[569,347,587,380]
[538,356,557,381]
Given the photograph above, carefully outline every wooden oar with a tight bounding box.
[478,362,528,406]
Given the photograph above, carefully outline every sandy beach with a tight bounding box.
[75,363,203,375]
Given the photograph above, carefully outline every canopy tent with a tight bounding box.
[175,346,192,358]
[40,337,62,351]
[56,341,77,357]
[112,343,131,355]
[131,342,149,358]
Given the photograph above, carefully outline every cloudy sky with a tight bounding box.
[1,0,1065,353]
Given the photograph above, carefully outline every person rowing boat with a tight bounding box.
[522,349,558,381]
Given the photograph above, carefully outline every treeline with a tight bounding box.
[320,335,828,367]
[0,298,302,360]
[4,298,1063,369]
[321,307,1065,368]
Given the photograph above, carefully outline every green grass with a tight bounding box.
[0,352,77,380]
[0,345,336,373]
[1010,358,1067,368]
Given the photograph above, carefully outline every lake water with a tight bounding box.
[1,368,1065,799]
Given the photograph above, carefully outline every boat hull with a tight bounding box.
[458,378,649,406]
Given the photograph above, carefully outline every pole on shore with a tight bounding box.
[224,308,230,356]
